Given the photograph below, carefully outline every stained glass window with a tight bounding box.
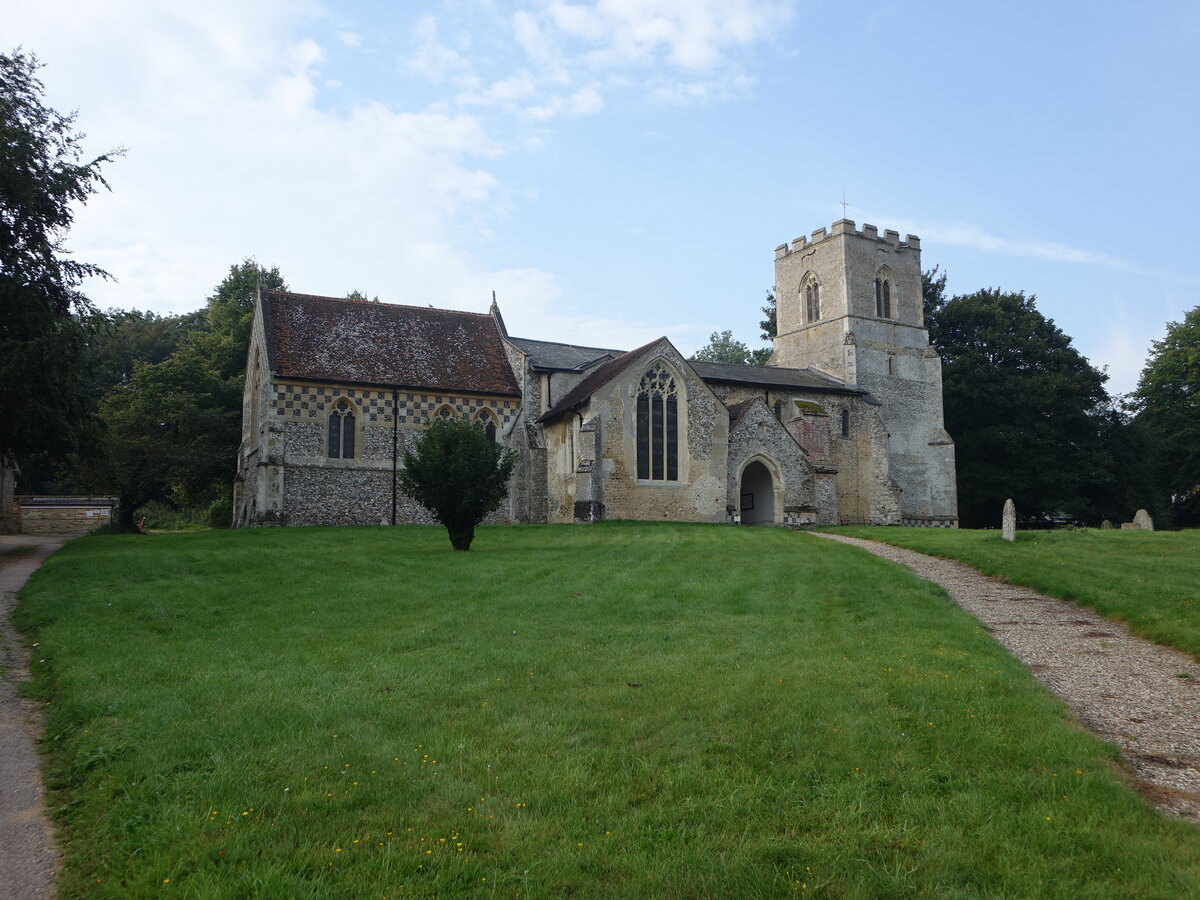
[636,363,679,481]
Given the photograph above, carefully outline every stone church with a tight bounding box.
[233,220,958,529]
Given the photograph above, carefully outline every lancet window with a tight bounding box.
[804,281,821,323]
[327,399,356,459]
[636,363,679,481]
[875,275,892,318]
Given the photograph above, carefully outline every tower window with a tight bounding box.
[805,282,821,323]
[328,399,356,458]
[875,276,892,318]
[636,363,679,481]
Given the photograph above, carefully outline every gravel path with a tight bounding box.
[0,535,64,900]
[815,532,1200,822]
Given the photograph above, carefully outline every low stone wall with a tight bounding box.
[16,497,117,534]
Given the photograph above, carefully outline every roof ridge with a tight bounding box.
[509,335,625,353]
[264,291,493,317]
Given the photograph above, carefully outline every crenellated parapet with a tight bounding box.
[774,219,921,259]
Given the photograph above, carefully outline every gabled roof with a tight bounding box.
[261,291,520,396]
[510,334,859,396]
[537,337,665,423]
[506,336,621,372]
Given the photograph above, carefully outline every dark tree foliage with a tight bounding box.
[0,49,121,471]
[72,261,285,526]
[759,289,777,341]
[398,417,516,551]
[922,265,948,322]
[926,288,1112,527]
[77,354,240,531]
[82,309,205,398]
[1134,305,1200,526]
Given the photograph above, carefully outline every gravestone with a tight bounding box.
[1002,498,1016,542]
[1133,508,1154,531]
[1100,519,1114,529]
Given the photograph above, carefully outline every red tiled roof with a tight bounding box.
[261,291,520,396]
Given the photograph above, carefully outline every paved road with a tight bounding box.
[0,536,65,900]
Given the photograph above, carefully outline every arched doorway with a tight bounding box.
[739,460,776,525]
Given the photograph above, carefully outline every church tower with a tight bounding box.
[772,219,957,525]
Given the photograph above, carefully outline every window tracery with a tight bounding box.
[475,409,497,441]
[327,399,356,459]
[636,363,679,481]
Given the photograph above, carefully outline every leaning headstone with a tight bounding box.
[1133,508,1154,531]
[1100,519,1114,530]
[1002,498,1016,542]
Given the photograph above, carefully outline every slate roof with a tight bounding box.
[261,291,520,396]
[510,334,857,395]
[506,337,620,372]
[724,398,756,429]
[537,338,664,423]
[690,360,853,394]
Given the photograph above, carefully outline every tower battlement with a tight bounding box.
[774,220,920,259]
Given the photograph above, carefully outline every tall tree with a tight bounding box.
[922,266,948,322]
[78,354,240,531]
[690,330,757,365]
[75,262,285,525]
[0,49,121,477]
[82,309,205,398]
[927,288,1111,527]
[1134,304,1200,525]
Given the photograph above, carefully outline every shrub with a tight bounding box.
[398,417,515,550]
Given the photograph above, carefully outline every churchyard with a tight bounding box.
[831,526,1200,659]
[15,522,1200,898]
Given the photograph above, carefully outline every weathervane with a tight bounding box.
[840,190,849,217]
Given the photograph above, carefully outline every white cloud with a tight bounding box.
[404,1,795,120]
[877,216,1131,269]
[405,13,471,82]
[6,0,801,349]
[546,0,795,69]
[5,2,527,316]
[523,84,605,119]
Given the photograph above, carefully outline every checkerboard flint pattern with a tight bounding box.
[271,383,517,425]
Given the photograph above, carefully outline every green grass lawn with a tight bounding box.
[828,526,1200,661]
[16,522,1200,898]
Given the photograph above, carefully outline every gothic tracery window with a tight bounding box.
[636,363,679,481]
[475,409,497,441]
[327,399,356,458]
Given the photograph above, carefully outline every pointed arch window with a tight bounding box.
[804,281,821,323]
[636,363,679,481]
[474,409,498,441]
[875,275,892,318]
[328,399,356,459]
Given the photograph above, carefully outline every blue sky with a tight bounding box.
[8,0,1199,394]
